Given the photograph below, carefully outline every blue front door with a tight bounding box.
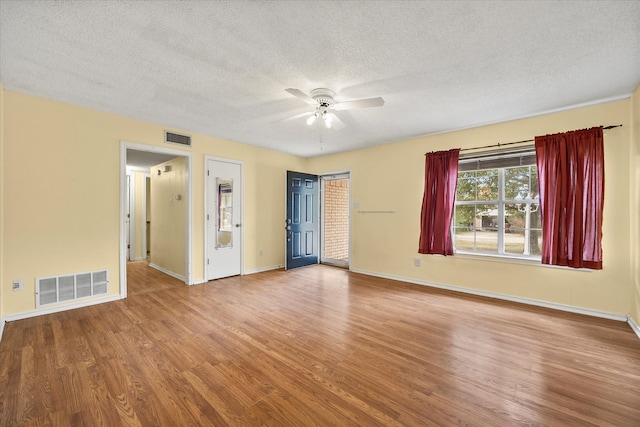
[286,171,319,269]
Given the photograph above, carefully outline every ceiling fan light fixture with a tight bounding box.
[284,87,383,132]
[324,113,333,128]
[306,114,317,125]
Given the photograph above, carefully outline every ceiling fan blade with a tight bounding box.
[270,111,313,124]
[285,88,316,105]
[334,97,385,110]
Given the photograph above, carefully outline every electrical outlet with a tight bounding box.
[414,258,421,267]
[12,279,24,291]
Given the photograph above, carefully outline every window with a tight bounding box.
[452,147,542,259]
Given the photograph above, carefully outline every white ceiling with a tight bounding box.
[1,1,639,158]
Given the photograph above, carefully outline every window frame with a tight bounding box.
[453,147,542,261]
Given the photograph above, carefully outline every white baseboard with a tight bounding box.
[0,318,5,342]
[628,315,640,340]
[244,264,284,275]
[351,268,629,323]
[3,294,122,323]
[149,263,186,282]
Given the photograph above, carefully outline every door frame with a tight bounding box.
[204,155,244,281]
[320,170,351,269]
[119,141,193,298]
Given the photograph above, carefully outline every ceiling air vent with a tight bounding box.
[165,131,191,147]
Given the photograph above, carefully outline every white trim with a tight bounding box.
[351,268,629,322]
[149,263,186,282]
[244,264,284,275]
[0,319,5,342]
[204,155,244,282]
[628,315,640,340]
[3,295,122,323]
[121,141,193,300]
[454,252,594,272]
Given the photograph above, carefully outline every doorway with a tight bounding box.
[285,170,350,270]
[120,141,193,298]
[321,173,350,268]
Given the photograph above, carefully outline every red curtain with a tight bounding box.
[419,149,460,255]
[535,127,604,269]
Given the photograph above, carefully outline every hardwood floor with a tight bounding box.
[1,262,639,426]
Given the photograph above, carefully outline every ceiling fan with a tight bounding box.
[280,88,384,129]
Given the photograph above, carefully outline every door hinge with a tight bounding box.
[207,214,209,220]
[207,170,210,176]
[207,259,210,265]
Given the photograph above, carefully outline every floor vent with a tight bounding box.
[36,270,108,307]
[165,131,191,147]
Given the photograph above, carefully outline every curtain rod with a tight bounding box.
[459,124,622,152]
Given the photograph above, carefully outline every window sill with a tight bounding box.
[453,251,593,272]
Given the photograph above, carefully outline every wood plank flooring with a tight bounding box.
[1,261,640,426]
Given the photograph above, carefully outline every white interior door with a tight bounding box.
[207,158,243,280]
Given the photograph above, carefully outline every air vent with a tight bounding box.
[36,269,108,307]
[165,131,191,147]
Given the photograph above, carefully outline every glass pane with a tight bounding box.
[529,166,539,199]
[458,171,476,180]
[475,203,498,253]
[474,229,498,254]
[454,227,475,251]
[476,203,498,231]
[529,204,541,227]
[504,202,542,257]
[454,205,475,228]
[504,232,525,255]
[476,170,498,201]
[504,203,525,231]
[528,229,543,256]
[217,178,233,249]
[456,176,476,201]
[504,166,530,199]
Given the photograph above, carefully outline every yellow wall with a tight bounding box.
[308,99,634,316]
[150,157,187,277]
[631,84,640,325]
[0,86,638,323]
[1,90,305,316]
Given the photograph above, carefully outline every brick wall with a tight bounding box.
[323,179,349,262]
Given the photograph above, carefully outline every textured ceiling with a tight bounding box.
[1,1,639,158]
